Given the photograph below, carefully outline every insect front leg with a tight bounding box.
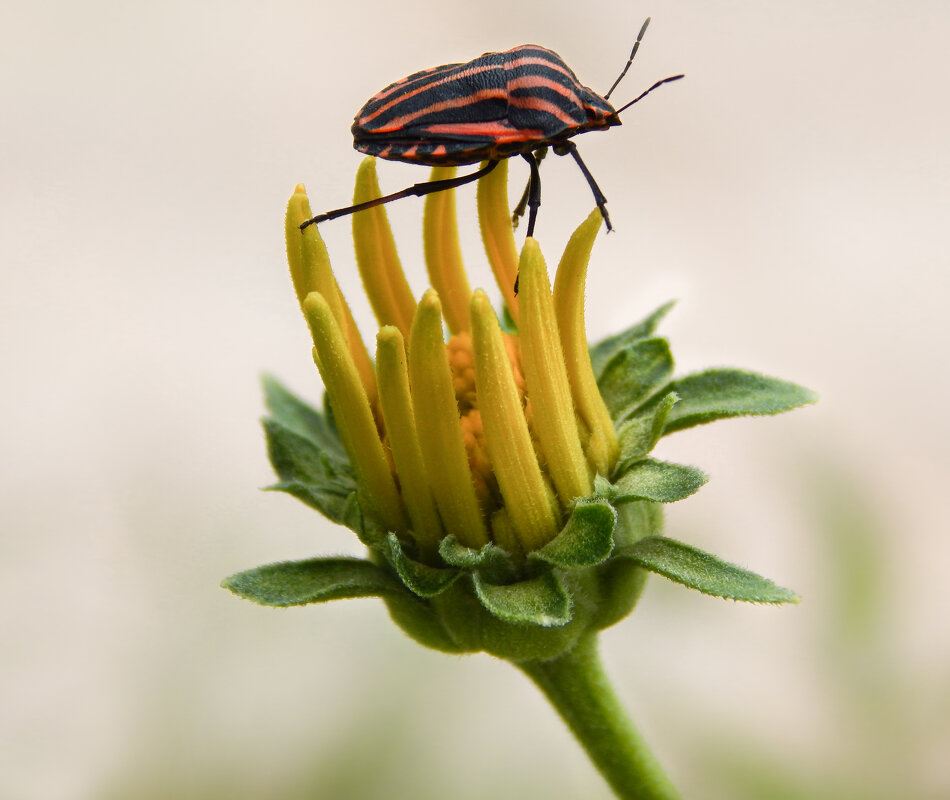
[553,141,612,232]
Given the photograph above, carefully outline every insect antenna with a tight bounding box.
[614,73,685,115]
[603,17,653,101]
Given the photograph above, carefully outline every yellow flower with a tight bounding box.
[285,157,618,562]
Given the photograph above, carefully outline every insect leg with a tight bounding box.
[521,151,542,238]
[555,142,612,232]
[512,151,543,295]
[511,146,548,227]
[300,160,500,229]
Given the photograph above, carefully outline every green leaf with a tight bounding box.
[597,338,675,422]
[473,571,573,627]
[615,392,678,471]
[608,458,708,504]
[647,369,818,434]
[221,557,408,607]
[263,419,356,525]
[624,536,799,603]
[385,533,460,597]
[262,374,348,463]
[533,500,617,568]
[439,535,518,584]
[589,301,676,379]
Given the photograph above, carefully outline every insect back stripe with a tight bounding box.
[356,52,509,133]
[508,75,582,127]
[357,62,471,125]
[502,46,589,136]
[367,63,462,105]
[501,46,580,83]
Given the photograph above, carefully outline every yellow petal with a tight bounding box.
[476,159,520,327]
[285,184,315,307]
[424,166,472,335]
[408,290,490,549]
[352,158,417,337]
[286,185,377,407]
[376,325,444,560]
[471,290,559,551]
[518,239,593,506]
[553,209,619,476]
[303,292,408,534]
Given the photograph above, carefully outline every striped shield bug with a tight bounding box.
[300,17,683,238]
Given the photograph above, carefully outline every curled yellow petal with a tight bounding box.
[352,158,417,337]
[553,209,619,476]
[408,290,489,549]
[518,239,593,506]
[424,166,472,335]
[286,185,376,406]
[376,326,444,560]
[476,159,520,327]
[471,290,559,552]
[303,292,408,534]
[285,184,317,307]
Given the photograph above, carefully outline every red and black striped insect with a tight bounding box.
[300,17,682,237]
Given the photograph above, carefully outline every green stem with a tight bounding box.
[516,634,680,800]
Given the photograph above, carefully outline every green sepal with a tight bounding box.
[532,500,618,568]
[385,532,460,598]
[262,374,348,463]
[590,502,663,631]
[221,557,409,607]
[425,576,594,661]
[643,368,818,434]
[614,392,678,473]
[338,493,386,548]
[597,338,675,422]
[261,413,354,489]
[261,376,362,528]
[472,570,573,627]
[439,535,518,584]
[381,593,469,654]
[589,301,676,379]
[263,445,354,527]
[623,536,800,603]
[604,458,708,504]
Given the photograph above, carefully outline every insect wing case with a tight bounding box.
[352,51,513,164]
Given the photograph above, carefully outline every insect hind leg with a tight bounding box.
[300,159,500,229]
[554,142,612,232]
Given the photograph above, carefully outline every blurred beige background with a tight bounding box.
[2,1,948,798]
